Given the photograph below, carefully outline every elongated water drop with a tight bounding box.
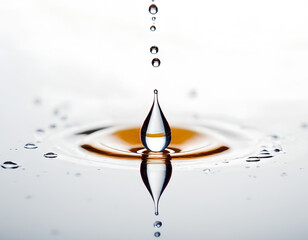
[140,156,172,216]
[141,90,171,152]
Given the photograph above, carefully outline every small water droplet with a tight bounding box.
[222,160,229,163]
[245,166,250,169]
[280,172,287,177]
[36,129,45,133]
[154,232,161,237]
[154,221,162,228]
[149,4,158,14]
[25,195,32,199]
[274,148,280,152]
[1,161,20,169]
[34,98,42,105]
[150,46,158,54]
[44,152,58,158]
[203,168,211,174]
[152,58,160,67]
[301,123,308,128]
[150,25,156,31]
[246,157,260,162]
[24,143,38,149]
[141,89,171,152]
[49,124,56,129]
[152,17,156,21]
[271,135,279,139]
[75,173,81,177]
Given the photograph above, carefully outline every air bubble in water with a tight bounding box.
[152,58,160,67]
[154,232,161,237]
[141,89,171,152]
[150,25,156,31]
[24,143,38,149]
[1,161,20,169]
[154,221,162,228]
[44,152,58,158]
[149,4,158,14]
[150,46,158,54]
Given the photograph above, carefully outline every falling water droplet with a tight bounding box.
[141,90,171,152]
[152,17,156,21]
[150,46,159,54]
[24,143,38,149]
[154,232,161,237]
[152,58,160,67]
[44,152,58,158]
[149,4,158,14]
[150,25,156,31]
[1,161,20,169]
[154,221,162,228]
[140,157,172,216]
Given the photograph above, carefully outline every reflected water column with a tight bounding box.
[140,152,172,216]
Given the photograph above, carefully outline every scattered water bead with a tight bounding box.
[141,89,171,152]
[246,157,260,162]
[154,221,162,228]
[1,161,20,169]
[154,232,161,237]
[44,152,58,158]
[280,172,288,177]
[203,168,211,174]
[24,143,38,149]
[152,17,156,21]
[152,58,161,67]
[150,25,156,31]
[150,46,159,54]
[149,4,158,14]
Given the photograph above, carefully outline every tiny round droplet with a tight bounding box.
[24,143,38,149]
[1,161,20,169]
[154,232,161,237]
[44,152,58,158]
[152,17,156,21]
[203,168,211,174]
[152,58,160,67]
[150,25,156,31]
[149,4,158,14]
[153,221,162,228]
[150,46,158,54]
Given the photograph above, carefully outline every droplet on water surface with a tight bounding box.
[1,161,20,169]
[149,4,158,14]
[24,143,38,149]
[44,152,58,158]
[150,25,156,31]
[154,221,162,228]
[141,89,171,152]
[150,46,158,54]
[152,58,160,67]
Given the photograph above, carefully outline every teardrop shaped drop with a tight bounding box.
[140,156,172,216]
[149,4,158,15]
[141,90,171,152]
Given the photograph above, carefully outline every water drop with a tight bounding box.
[141,90,171,152]
[154,221,162,228]
[152,58,160,67]
[150,46,158,54]
[154,232,161,237]
[301,123,307,128]
[280,172,288,177]
[24,143,38,149]
[150,25,156,31]
[36,129,45,133]
[140,157,172,216]
[1,161,20,169]
[44,152,58,158]
[152,17,156,21]
[49,124,56,129]
[203,168,211,174]
[149,4,158,14]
